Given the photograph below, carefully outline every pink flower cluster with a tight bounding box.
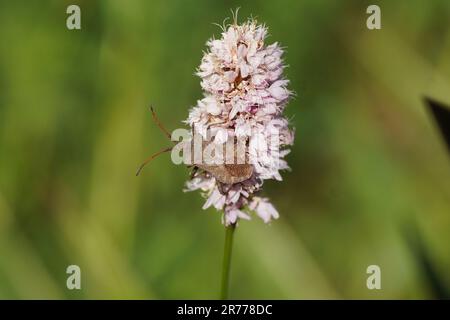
[184,17,294,225]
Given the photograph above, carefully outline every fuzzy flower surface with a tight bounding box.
[184,17,294,225]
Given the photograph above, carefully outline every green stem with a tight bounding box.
[220,223,236,300]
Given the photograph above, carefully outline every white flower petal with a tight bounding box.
[183,19,294,226]
[214,128,228,144]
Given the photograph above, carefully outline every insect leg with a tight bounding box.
[217,182,230,195]
[190,166,199,179]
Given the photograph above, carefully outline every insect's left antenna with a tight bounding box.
[150,105,172,141]
[135,147,173,176]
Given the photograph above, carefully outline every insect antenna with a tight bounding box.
[150,105,172,141]
[136,106,176,176]
[135,147,173,176]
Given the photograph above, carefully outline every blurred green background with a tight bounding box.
[0,0,450,299]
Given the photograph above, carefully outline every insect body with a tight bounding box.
[197,163,253,184]
[136,107,253,191]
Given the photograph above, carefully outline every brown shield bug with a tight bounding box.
[136,107,253,193]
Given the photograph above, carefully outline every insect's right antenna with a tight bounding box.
[150,105,172,141]
[136,147,173,176]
